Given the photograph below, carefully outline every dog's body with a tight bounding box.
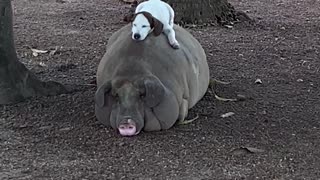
[131,0,180,49]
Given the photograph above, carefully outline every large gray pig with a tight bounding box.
[95,24,209,136]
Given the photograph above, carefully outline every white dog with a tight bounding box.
[131,0,180,49]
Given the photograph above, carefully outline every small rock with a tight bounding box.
[255,78,262,84]
[262,110,267,115]
[224,25,233,29]
[236,94,246,101]
[38,62,47,67]
[221,112,235,118]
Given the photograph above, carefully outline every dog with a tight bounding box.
[131,0,180,49]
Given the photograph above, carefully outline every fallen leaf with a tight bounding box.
[30,48,48,57]
[231,148,251,155]
[236,94,247,101]
[178,114,199,125]
[231,147,265,155]
[31,48,48,54]
[214,94,237,102]
[221,112,235,118]
[49,46,59,56]
[211,78,231,85]
[59,127,72,131]
[246,147,265,153]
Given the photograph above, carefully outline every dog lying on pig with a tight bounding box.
[131,0,180,49]
[95,24,209,136]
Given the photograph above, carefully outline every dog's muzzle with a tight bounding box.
[133,33,141,40]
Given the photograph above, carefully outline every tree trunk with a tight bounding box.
[0,0,68,105]
[165,0,237,25]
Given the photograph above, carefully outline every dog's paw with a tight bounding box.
[171,42,180,49]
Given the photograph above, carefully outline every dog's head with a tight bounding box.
[131,11,164,41]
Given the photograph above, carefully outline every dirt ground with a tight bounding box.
[1,0,319,179]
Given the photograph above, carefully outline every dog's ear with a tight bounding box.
[139,12,163,36]
[152,17,164,36]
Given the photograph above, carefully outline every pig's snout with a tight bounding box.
[118,119,137,136]
[119,123,136,136]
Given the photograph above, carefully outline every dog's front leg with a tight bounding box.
[163,27,180,49]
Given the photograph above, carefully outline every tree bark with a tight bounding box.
[0,0,68,105]
[165,0,238,25]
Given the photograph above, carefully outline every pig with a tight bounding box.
[94,24,210,136]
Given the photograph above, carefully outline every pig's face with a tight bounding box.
[95,76,165,136]
[111,82,144,136]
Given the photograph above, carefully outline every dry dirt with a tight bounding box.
[1,0,320,179]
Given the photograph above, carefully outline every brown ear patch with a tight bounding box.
[152,17,164,36]
[134,11,164,36]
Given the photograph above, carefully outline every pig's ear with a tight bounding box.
[137,76,165,107]
[95,81,112,108]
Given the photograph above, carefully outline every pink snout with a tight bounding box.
[118,120,137,136]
